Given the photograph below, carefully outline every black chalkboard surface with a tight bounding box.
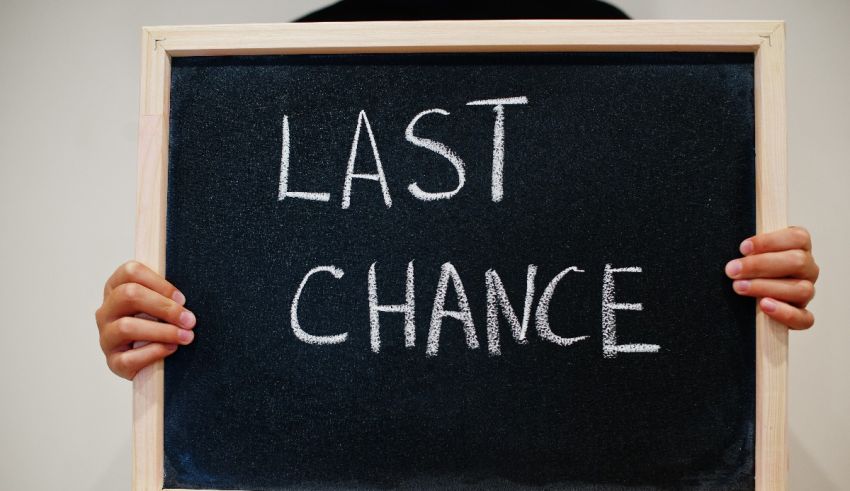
[164,52,755,490]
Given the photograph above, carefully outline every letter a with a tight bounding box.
[342,110,393,209]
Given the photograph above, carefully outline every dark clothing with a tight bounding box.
[296,0,629,22]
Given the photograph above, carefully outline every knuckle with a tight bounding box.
[805,312,815,328]
[122,260,143,279]
[782,308,814,330]
[797,280,815,300]
[119,282,143,302]
[113,283,130,301]
[797,311,815,330]
[110,354,129,376]
[791,226,810,243]
[158,301,176,321]
[164,301,182,322]
[115,317,134,338]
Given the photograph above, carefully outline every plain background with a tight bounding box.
[0,0,847,489]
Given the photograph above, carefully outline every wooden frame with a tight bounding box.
[134,20,788,491]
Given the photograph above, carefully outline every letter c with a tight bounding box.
[291,265,348,345]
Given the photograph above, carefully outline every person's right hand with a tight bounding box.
[95,260,196,380]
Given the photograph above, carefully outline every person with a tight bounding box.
[95,0,819,380]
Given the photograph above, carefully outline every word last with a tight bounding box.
[279,96,529,206]
[290,262,661,358]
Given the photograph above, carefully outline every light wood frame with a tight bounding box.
[134,20,788,491]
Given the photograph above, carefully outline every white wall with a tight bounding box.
[0,1,846,489]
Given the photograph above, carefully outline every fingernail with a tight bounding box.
[164,343,178,350]
[733,280,751,292]
[725,260,742,278]
[179,310,196,329]
[739,239,754,255]
[172,290,186,306]
[178,329,194,344]
[761,298,778,313]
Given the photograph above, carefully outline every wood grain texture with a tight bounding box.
[133,27,171,491]
[143,20,781,56]
[754,22,789,491]
[133,20,788,490]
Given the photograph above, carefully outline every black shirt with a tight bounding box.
[296,0,629,22]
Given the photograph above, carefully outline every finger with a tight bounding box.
[104,282,196,329]
[116,315,158,347]
[101,316,195,353]
[739,226,811,256]
[759,297,814,330]
[104,260,185,306]
[725,249,817,280]
[108,342,178,380]
[732,278,815,307]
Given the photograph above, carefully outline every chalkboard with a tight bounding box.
[162,51,757,490]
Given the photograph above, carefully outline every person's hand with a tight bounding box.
[95,261,196,380]
[725,226,819,329]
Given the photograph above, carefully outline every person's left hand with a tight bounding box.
[725,226,819,329]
